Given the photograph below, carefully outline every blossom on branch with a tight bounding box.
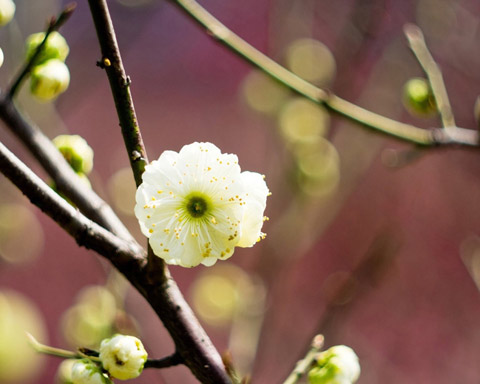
[135,142,269,267]
[71,359,112,384]
[99,334,148,380]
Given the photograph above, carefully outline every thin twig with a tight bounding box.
[87,0,147,187]
[7,3,76,99]
[282,335,324,384]
[170,0,478,147]
[404,24,456,129]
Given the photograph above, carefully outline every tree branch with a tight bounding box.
[87,0,147,187]
[404,24,455,129]
[282,335,324,384]
[170,0,479,147]
[0,97,135,242]
[0,137,231,383]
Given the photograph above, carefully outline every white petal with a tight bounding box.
[237,171,269,247]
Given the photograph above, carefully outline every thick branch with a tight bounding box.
[0,97,134,241]
[0,139,231,383]
[0,140,145,268]
[170,0,479,147]
[87,0,147,187]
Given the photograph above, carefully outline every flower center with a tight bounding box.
[185,194,210,218]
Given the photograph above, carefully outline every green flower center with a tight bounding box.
[185,193,210,218]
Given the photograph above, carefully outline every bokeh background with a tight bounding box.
[2,0,480,383]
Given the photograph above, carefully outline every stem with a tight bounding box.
[282,335,324,384]
[404,24,456,129]
[27,333,79,360]
[171,0,479,147]
[87,0,147,187]
[7,3,76,99]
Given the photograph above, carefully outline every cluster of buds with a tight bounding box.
[58,335,148,384]
[26,30,70,101]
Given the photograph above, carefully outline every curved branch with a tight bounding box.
[170,0,479,147]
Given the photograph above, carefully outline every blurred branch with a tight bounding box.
[87,0,147,187]
[404,24,456,129]
[282,335,324,384]
[171,0,479,147]
[7,3,76,100]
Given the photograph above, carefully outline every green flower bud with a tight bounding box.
[25,31,69,65]
[403,77,436,115]
[99,334,148,380]
[308,345,360,384]
[30,59,70,101]
[0,0,15,27]
[53,135,94,174]
[71,359,112,384]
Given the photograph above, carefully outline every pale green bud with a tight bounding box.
[0,0,15,27]
[71,360,112,384]
[25,31,69,64]
[30,59,70,101]
[403,77,436,115]
[53,135,94,174]
[99,334,148,380]
[308,345,360,384]
[56,359,75,384]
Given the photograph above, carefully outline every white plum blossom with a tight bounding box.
[135,142,269,267]
[308,345,360,384]
[99,334,148,380]
[71,359,112,384]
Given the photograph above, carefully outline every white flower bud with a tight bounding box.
[99,334,148,380]
[26,31,70,64]
[0,47,4,68]
[308,345,360,384]
[71,360,112,384]
[53,135,94,174]
[0,0,15,27]
[30,59,70,101]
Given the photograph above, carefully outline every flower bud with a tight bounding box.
[30,59,70,101]
[99,334,148,380]
[308,345,360,384]
[25,31,69,64]
[53,135,94,174]
[71,360,112,384]
[403,77,436,115]
[0,47,4,68]
[0,0,15,26]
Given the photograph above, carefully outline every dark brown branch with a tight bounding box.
[0,97,134,242]
[7,3,76,99]
[0,138,231,383]
[87,0,147,187]
[0,140,145,268]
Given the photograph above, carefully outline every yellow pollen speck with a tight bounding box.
[164,229,170,234]
[267,192,272,196]
[147,215,151,219]
[164,249,169,252]
[207,167,211,171]
[157,190,163,194]
[143,205,148,209]
[211,217,217,224]
[263,216,269,221]
[149,229,153,233]
[151,197,156,201]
